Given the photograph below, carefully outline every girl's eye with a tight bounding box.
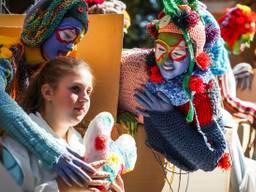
[87,89,92,96]
[70,86,80,94]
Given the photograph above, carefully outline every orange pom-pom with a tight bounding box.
[196,52,211,70]
[188,75,205,93]
[218,152,232,170]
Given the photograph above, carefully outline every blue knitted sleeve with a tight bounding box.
[144,110,226,172]
[0,58,66,168]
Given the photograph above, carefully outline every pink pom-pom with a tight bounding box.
[188,76,205,93]
[196,52,211,70]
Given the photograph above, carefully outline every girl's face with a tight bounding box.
[42,17,84,60]
[47,66,93,127]
[155,32,190,80]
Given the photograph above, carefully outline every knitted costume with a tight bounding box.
[0,0,89,168]
[118,0,230,172]
[218,4,256,53]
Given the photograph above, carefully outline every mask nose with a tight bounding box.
[164,59,173,67]
[66,43,74,51]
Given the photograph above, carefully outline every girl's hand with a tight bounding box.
[134,86,173,117]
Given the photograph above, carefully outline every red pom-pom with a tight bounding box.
[150,65,164,83]
[147,23,158,39]
[95,135,107,151]
[196,52,211,70]
[188,76,205,93]
[157,10,166,19]
[218,152,232,170]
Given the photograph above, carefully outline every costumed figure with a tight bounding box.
[217,4,256,126]
[122,0,230,172]
[0,0,107,188]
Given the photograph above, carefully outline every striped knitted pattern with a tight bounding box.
[22,0,88,47]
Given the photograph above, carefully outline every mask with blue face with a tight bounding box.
[155,33,190,80]
[42,17,84,60]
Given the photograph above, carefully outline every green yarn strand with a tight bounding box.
[186,101,194,122]
[162,0,179,15]
[182,30,196,122]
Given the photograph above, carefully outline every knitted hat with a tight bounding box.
[218,4,256,51]
[21,0,89,47]
[147,0,213,122]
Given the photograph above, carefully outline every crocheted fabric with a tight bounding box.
[218,4,256,51]
[144,110,226,172]
[21,0,88,47]
[119,48,151,123]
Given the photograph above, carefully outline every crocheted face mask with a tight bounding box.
[232,32,255,55]
[42,17,84,60]
[155,32,189,80]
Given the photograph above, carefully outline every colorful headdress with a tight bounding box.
[21,0,89,47]
[147,0,214,122]
[218,4,256,51]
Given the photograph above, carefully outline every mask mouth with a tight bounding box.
[162,61,175,71]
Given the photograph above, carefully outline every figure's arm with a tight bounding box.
[134,87,226,171]
[218,69,256,126]
[0,58,65,167]
[144,110,226,171]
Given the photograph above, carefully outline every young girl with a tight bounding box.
[1,57,122,192]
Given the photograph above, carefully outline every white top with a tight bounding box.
[1,112,85,192]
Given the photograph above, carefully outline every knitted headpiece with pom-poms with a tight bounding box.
[22,0,89,47]
[218,4,256,51]
[147,0,213,122]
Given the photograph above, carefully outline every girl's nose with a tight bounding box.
[78,91,89,102]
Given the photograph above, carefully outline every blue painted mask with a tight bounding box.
[155,33,190,80]
[42,17,84,60]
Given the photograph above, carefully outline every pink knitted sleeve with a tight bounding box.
[118,48,151,122]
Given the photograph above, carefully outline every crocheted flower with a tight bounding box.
[188,75,205,93]
[77,6,84,13]
[95,135,107,151]
[187,11,200,29]
[172,10,190,30]
[196,52,211,70]
[85,0,104,7]
[150,65,164,84]
[147,23,158,39]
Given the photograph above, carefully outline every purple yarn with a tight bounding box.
[205,22,220,49]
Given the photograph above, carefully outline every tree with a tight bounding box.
[123,0,162,48]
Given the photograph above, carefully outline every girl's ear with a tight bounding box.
[41,84,54,101]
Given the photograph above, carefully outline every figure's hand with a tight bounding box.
[134,87,173,117]
[233,63,254,91]
[54,148,110,187]
[57,159,111,192]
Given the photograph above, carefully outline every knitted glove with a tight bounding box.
[233,62,254,91]
[54,148,96,187]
